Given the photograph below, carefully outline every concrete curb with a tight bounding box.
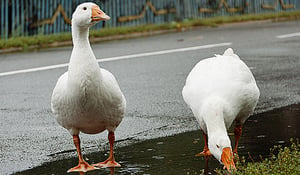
[0,29,178,54]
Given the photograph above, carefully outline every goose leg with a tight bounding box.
[93,131,121,168]
[195,129,212,157]
[67,135,97,172]
[233,125,242,157]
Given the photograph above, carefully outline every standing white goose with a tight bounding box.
[51,2,126,173]
[182,48,259,171]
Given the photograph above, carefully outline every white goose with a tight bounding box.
[182,48,259,171]
[51,2,126,173]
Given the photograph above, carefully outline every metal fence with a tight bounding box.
[0,0,299,40]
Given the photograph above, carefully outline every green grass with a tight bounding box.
[215,138,300,175]
[0,33,71,50]
[1,10,300,51]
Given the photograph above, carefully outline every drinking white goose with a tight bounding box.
[51,2,126,173]
[182,48,260,171]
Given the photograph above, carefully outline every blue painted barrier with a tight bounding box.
[0,0,299,39]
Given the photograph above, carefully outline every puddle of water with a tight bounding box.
[14,104,300,175]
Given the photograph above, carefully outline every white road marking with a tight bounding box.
[276,32,300,39]
[0,42,231,77]
[0,63,69,77]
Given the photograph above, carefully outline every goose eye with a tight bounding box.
[216,145,220,148]
[83,7,87,10]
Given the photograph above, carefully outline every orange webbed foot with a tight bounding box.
[195,149,212,157]
[93,160,121,168]
[67,161,98,172]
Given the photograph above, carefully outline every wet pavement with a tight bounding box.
[14,103,300,175]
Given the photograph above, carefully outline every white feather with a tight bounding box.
[51,3,126,136]
[182,48,259,162]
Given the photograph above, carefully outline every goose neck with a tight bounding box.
[72,25,90,48]
[206,116,227,138]
[200,98,228,137]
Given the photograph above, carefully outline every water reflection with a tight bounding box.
[109,167,115,175]
[204,157,209,175]
[14,104,299,175]
[76,167,114,175]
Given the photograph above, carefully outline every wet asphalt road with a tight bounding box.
[0,20,300,174]
[13,104,300,175]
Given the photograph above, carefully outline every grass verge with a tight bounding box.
[215,138,300,175]
[1,10,300,52]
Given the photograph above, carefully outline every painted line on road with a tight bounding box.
[98,42,232,62]
[276,32,300,39]
[0,42,231,77]
[0,63,69,77]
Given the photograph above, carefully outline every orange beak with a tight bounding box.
[91,5,110,22]
[221,147,236,172]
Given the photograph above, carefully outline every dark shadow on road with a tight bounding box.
[14,104,300,175]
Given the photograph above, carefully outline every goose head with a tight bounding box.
[208,136,236,171]
[72,2,110,28]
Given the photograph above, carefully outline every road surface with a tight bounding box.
[0,20,300,174]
